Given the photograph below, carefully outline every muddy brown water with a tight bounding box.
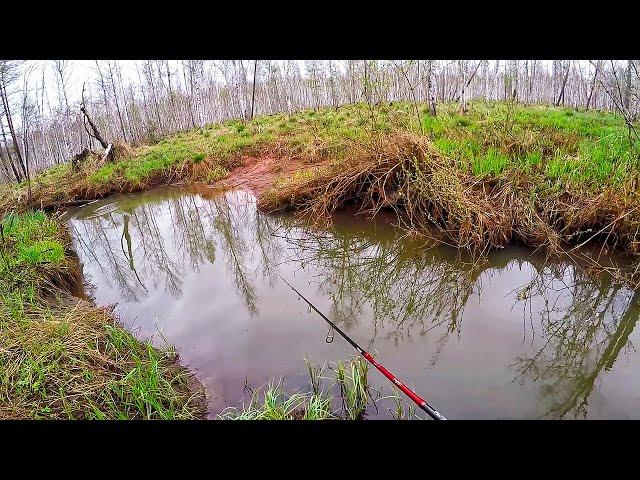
[64,186,640,419]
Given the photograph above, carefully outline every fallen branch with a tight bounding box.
[80,83,115,162]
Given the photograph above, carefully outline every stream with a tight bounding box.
[64,186,640,419]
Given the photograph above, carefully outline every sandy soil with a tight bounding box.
[210,155,305,196]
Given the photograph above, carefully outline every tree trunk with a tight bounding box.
[459,60,467,114]
[427,60,437,116]
[556,61,572,106]
[511,60,519,101]
[0,82,27,179]
[81,104,110,151]
[106,61,128,142]
[586,60,602,110]
[250,60,257,120]
[80,84,112,160]
[0,143,12,180]
[0,123,21,182]
[623,60,632,110]
[145,61,164,135]
[183,61,197,129]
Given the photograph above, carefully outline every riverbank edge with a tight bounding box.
[2,102,638,276]
[0,212,209,420]
[62,223,211,418]
[3,167,637,419]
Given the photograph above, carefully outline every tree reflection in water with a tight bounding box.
[67,187,640,419]
[511,262,639,419]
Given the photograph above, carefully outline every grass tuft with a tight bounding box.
[219,356,374,420]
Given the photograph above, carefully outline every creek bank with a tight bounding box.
[0,211,208,419]
[1,101,639,418]
[2,102,638,286]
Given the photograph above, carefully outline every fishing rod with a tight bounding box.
[281,276,447,421]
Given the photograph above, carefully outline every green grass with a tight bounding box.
[84,103,377,189]
[273,166,327,191]
[0,210,207,419]
[204,165,230,183]
[0,211,65,308]
[89,161,118,184]
[334,358,370,420]
[218,382,335,420]
[421,102,639,187]
[472,148,510,176]
[218,356,428,421]
[31,163,72,187]
[219,356,374,420]
[7,100,638,213]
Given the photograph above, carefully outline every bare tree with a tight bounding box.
[555,61,572,106]
[426,60,437,116]
[80,83,114,163]
[0,60,27,181]
[104,60,128,142]
[586,60,603,110]
[458,60,467,113]
[393,60,423,128]
[250,60,258,120]
[20,64,36,198]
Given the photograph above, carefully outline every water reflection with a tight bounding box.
[70,190,259,312]
[66,187,640,419]
[512,267,639,419]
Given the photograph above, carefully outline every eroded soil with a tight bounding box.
[210,155,306,196]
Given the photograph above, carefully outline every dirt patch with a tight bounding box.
[210,155,306,196]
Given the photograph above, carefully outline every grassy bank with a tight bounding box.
[0,211,207,419]
[1,101,638,418]
[260,103,640,260]
[2,101,638,265]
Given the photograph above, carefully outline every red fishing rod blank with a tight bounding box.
[281,277,447,420]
